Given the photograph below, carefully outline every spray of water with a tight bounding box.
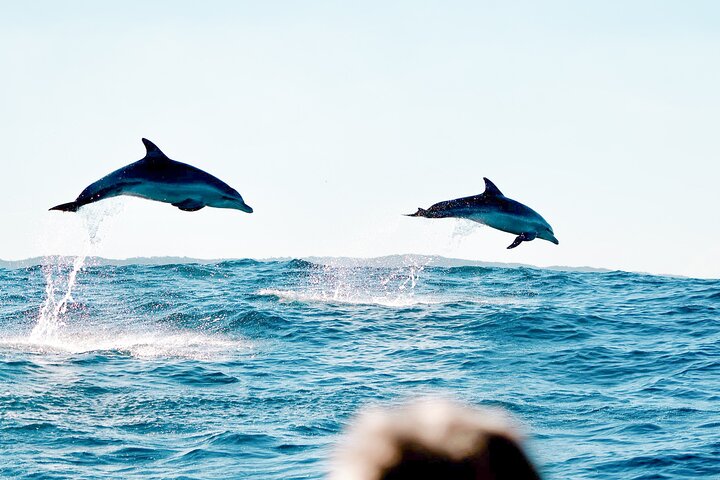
[31,255,86,339]
[450,219,483,243]
[30,201,124,341]
[260,257,433,307]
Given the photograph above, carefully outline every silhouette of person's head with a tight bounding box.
[331,399,541,480]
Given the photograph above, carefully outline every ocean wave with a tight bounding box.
[1,256,719,479]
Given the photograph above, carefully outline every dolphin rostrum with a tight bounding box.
[50,139,253,213]
[407,178,558,249]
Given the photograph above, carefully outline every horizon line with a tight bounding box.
[0,254,709,280]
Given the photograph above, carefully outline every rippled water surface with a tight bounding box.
[1,258,719,479]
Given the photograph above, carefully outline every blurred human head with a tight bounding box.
[330,398,541,480]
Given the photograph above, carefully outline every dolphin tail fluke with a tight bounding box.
[405,207,428,217]
[49,201,80,212]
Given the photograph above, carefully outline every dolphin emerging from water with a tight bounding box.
[50,138,253,213]
[407,178,558,249]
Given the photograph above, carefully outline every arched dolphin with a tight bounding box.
[407,178,558,249]
[50,138,253,213]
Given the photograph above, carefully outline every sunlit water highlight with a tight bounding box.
[1,256,719,479]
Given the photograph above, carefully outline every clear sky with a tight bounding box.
[1,1,718,278]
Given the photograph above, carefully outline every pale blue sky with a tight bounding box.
[1,1,719,278]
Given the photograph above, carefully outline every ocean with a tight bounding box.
[0,256,718,479]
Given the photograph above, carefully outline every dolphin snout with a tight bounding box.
[237,201,253,213]
[537,229,559,245]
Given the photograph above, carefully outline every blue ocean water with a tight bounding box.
[0,257,718,479]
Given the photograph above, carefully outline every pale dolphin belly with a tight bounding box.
[466,212,534,235]
[122,181,222,204]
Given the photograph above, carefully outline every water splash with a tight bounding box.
[30,201,124,340]
[31,255,86,339]
[450,219,483,243]
[259,259,433,307]
[81,198,125,245]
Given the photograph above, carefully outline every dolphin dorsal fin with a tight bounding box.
[141,138,169,160]
[483,177,504,197]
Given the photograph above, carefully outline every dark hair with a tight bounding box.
[331,399,541,480]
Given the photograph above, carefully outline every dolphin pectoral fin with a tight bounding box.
[172,199,206,212]
[507,236,524,249]
[507,232,537,249]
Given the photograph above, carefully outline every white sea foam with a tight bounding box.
[257,288,442,307]
[257,288,526,308]
[0,329,250,361]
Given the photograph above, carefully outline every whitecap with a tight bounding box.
[0,329,250,361]
[256,288,441,307]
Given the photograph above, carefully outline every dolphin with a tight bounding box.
[49,138,252,213]
[407,178,558,249]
